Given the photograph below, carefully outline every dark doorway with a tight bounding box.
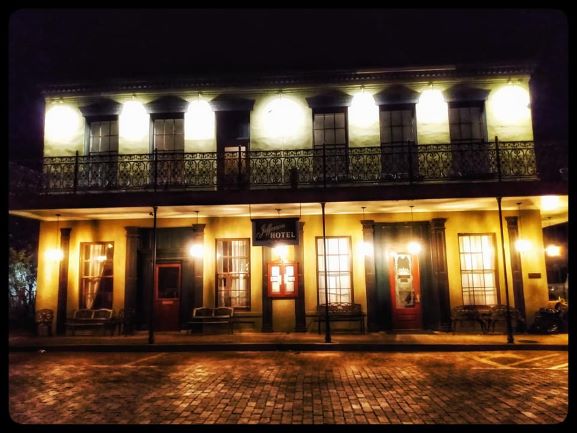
[154,263,181,331]
[216,111,250,188]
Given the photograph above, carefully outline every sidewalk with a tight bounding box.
[9,330,569,352]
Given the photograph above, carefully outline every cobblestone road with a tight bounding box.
[9,351,568,424]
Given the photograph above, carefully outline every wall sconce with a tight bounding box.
[416,83,448,124]
[492,81,531,123]
[350,85,378,127]
[44,103,81,142]
[119,98,148,140]
[188,211,204,258]
[185,92,215,140]
[45,214,64,261]
[407,206,422,254]
[514,202,531,252]
[545,244,561,257]
[273,244,289,262]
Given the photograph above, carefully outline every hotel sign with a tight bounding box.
[252,218,300,246]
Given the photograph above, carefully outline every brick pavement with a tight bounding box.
[9,351,568,424]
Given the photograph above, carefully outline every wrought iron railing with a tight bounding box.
[9,140,548,195]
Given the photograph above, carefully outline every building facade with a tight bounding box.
[9,64,568,334]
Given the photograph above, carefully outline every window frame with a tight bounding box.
[312,107,349,149]
[448,100,488,143]
[315,236,354,305]
[379,103,417,146]
[79,241,114,309]
[150,112,185,153]
[85,115,119,155]
[457,233,500,306]
[215,238,251,310]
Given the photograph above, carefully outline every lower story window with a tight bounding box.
[316,236,352,304]
[79,242,114,309]
[458,234,498,305]
[216,239,250,309]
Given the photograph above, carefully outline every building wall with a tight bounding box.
[36,206,547,333]
[43,78,533,157]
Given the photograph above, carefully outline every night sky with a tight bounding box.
[9,9,568,162]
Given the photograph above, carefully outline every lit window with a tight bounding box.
[216,239,250,309]
[79,242,114,309]
[458,234,498,305]
[316,237,352,305]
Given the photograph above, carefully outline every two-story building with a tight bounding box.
[9,64,568,335]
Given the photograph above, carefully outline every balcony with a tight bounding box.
[10,141,547,195]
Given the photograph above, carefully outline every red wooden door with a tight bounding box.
[154,263,181,331]
[389,252,422,329]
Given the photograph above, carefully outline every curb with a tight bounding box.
[9,343,569,353]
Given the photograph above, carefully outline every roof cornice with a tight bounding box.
[41,63,535,96]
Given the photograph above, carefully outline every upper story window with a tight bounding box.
[152,114,184,152]
[379,104,416,145]
[313,108,348,148]
[448,101,487,143]
[88,117,119,154]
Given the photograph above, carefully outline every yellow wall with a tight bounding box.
[36,207,547,333]
[43,76,534,158]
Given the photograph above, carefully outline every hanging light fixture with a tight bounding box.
[45,214,64,261]
[407,205,422,254]
[514,202,531,252]
[188,210,204,258]
[360,206,374,256]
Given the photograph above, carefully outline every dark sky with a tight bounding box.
[8,9,568,162]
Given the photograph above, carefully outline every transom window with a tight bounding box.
[379,104,416,145]
[88,119,118,153]
[316,236,352,305]
[153,115,184,152]
[216,239,250,309]
[448,102,487,143]
[313,110,347,147]
[79,242,114,309]
[458,234,498,305]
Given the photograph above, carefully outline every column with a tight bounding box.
[430,218,451,331]
[56,227,71,335]
[361,220,377,332]
[294,222,306,331]
[505,216,526,321]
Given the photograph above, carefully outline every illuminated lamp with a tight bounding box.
[545,244,561,257]
[273,244,289,263]
[416,84,448,123]
[119,98,148,140]
[492,82,531,123]
[185,94,215,140]
[349,86,378,128]
[540,195,560,211]
[45,214,64,261]
[264,91,302,138]
[514,202,532,253]
[189,210,205,258]
[45,102,81,142]
[407,205,422,254]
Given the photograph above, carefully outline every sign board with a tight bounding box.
[252,218,299,246]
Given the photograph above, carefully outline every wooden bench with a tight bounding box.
[451,304,524,334]
[313,303,366,334]
[185,307,234,334]
[65,308,117,336]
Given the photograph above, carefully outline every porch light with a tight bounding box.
[359,241,374,256]
[541,195,560,211]
[45,214,63,261]
[349,86,378,128]
[515,202,531,253]
[492,82,531,123]
[545,244,561,257]
[45,102,81,142]
[185,95,215,140]
[119,99,148,140]
[188,244,204,258]
[273,244,289,262]
[407,205,422,254]
[264,92,302,138]
[416,85,448,124]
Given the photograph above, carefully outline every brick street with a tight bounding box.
[9,350,568,424]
